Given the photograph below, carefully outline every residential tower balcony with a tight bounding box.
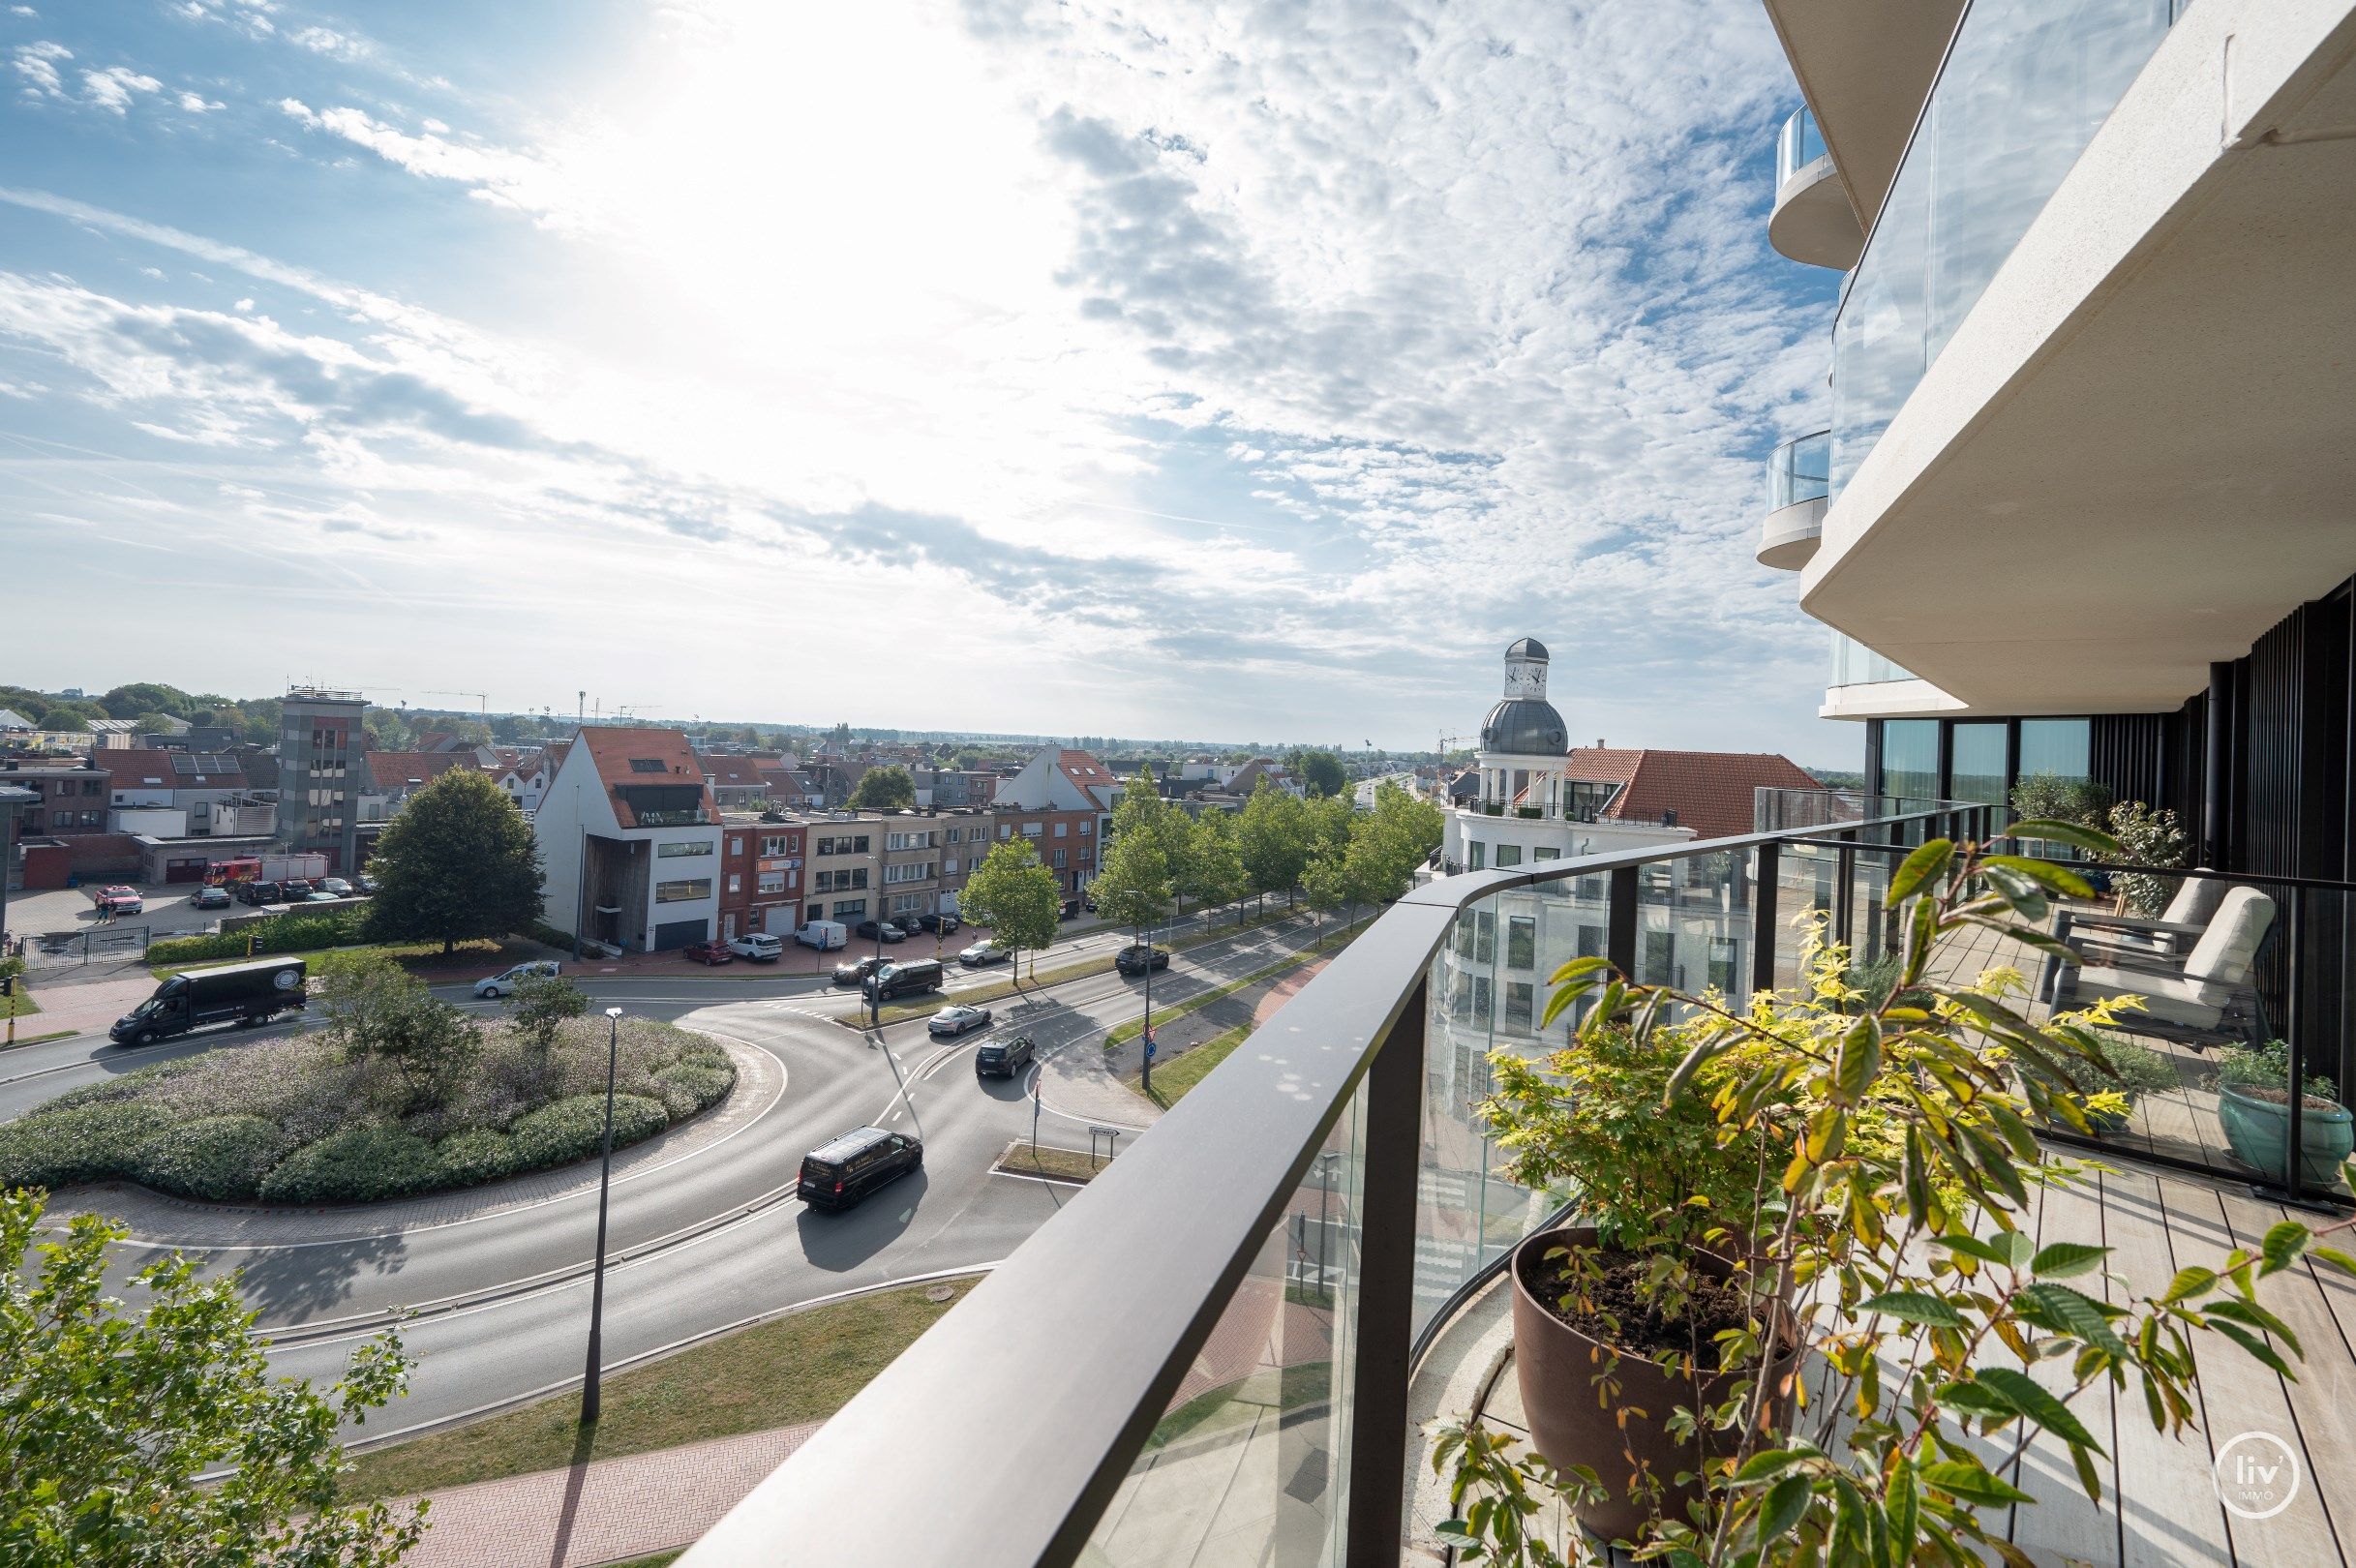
[1755,428,1828,569]
[1766,107,1861,270]
[670,807,2356,1567]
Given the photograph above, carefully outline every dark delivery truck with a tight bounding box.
[109,956,309,1045]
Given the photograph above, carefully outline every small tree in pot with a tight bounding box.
[1437,821,2356,1563]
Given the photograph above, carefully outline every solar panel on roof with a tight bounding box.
[628,758,667,773]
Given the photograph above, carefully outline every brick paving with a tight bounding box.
[400,1420,824,1568]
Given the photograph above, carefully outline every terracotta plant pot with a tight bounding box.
[1510,1226,1800,1544]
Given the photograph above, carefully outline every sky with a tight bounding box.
[0,0,1856,766]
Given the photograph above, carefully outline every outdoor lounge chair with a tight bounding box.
[2055,886,2276,1043]
[2055,871,2227,966]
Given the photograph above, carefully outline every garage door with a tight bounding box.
[164,859,209,884]
[762,905,798,937]
[651,918,707,952]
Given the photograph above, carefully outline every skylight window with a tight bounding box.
[628,759,668,773]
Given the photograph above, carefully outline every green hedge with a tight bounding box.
[506,1093,669,1170]
[128,1115,290,1201]
[257,1125,443,1205]
[0,1101,170,1191]
[149,909,364,966]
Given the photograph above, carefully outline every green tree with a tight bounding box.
[958,838,1062,983]
[33,699,105,730]
[1093,830,1172,938]
[1358,782,1443,898]
[129,709,182,737]
[1236,781,1311,914]
[1286,747,1348,799]
[509,973,588,1059]
[0,1189,423,1568]
[847,765,917,811]
[363,769,544,954]
[99,681,195,720]
[315,950,483,1112]
[1179,810,1249,928]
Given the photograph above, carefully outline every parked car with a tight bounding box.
[927,1005,993,1039]
[958,941,1009,967]
[190,884,230,910]
[93,886,143,917]
[797,920,848,950]
[862,959,945,1003]
[728,932,783,961]
[833,954,889,988]
[682,940,735,966]
[913,912,962,934]
[237,880,282,906]
[473,959,561,999]
[303,890,341,903]
[855,919,907,944]
[278,880,313,900]
[354,873,379,895]
[1060,899,1082,920]
[1115,944,1171,976]
[974,1034,1035,1078]
[798,1126,921,1211]
[317,876,354,896]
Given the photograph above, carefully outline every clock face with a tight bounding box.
[1506,662,1545,697]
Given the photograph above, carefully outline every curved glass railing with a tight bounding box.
[676,804,1987,1567]
[1768,429,1830,512]
[1829,0,2177,498]
[1829,629,1916,688]
[1775,105,1828,191]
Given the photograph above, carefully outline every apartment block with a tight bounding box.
[276,687,366,873]
[533,727,723,953]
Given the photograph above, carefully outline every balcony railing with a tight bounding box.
[677,802,1991,1566]
[1758,429,1831,569]
[628,808,712,828]
[1773,105,1827,190]
[1829,0,2179,498]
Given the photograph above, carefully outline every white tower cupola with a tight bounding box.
[1501,636,1550,700]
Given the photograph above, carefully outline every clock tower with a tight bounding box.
[1502,636,1549,700]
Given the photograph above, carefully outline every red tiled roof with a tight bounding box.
[1056,748,1113,786]
[367,751,471,790]
[574,728,713,827]
[1565,747,1820,840]
[704,757,773,788]
[103,748,245,790]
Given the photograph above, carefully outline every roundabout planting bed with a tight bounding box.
[0,1014,735,1205]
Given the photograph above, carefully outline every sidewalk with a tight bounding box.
[5,971,155,1043]
[398,1420,823,1568]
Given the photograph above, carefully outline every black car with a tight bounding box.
[854,919,908,944]
[237,880,282,906]
[1115,944,1171,976]
[832,955,889,988]
[975,1035,1035,1078]
[914,912,962,934]
[798,1126,921,1210]
[1061,899,1082,920]
[278,879,313,899]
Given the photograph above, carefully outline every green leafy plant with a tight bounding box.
[2008,775,2113,834]
[2103,800,2190,917]
[0,1190,422,1567]
[2217,1039,2339,1105]
[1435,820,2356,1564]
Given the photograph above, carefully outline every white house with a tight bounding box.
[532,727,723,954]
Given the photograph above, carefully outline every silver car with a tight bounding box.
[474,959,561,999]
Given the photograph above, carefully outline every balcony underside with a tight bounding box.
[1767,157,1863,270]
[1756,494,1827,570]
[1763,0,1966,227]
[1803,0,2356,716]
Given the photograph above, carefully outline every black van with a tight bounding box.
[862,958,945,1004]
[798,1127,922,1210]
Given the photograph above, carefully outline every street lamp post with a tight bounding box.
[1139,913,1155,1098]
[580,1004,624,1426]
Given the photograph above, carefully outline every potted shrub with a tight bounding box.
[1436,822,2356,1564]
[2215,1039,2354,1189]
[1481,1013,1795,1539]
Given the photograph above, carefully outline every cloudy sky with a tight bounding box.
[0,0,1850,762]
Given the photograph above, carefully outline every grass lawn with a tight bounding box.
[151,936,509,981]
[341,1277,981,1501]
[2,984,38,1021]
[992,1140,1114,1183]
[1127,1023,1251,1110]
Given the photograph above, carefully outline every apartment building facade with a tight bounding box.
[716,816,805,940]
[1760,0,2356,1062]
[533,727,724,953]
[0,756,110,838]
[277,687,366,873]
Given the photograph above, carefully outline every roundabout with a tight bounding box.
[0,912,1338,1438]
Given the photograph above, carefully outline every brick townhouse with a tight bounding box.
[716,816,807,941]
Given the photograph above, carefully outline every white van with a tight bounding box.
[796,920,848,951]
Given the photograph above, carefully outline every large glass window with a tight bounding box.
[1882,719,1940,802]
[2019,718,2091,781]
[1950,722,2009,821]
[1495,843,1523,869]
[1505,916,1535,971]
[654,879,712,904]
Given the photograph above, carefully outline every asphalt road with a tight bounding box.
[2,910,1332,1440]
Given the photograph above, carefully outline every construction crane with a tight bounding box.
[426,689,489,716]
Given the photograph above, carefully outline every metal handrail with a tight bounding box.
[678,806,1974,1567]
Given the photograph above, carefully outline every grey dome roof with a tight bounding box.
[1481,697,1568,756]
[1504,636,1550,662]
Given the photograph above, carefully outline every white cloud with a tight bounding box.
[231,296,253,311]
[80,65,162,113]
[177,89,225,112]
[288,25,369,61]
[11,40,69,97]
[278,99,575,223]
